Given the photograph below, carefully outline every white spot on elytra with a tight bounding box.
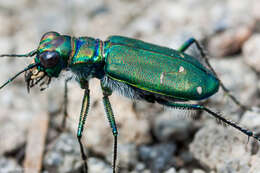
[180,53,185,58]
[178,66,184,73]
[197,86,202,95]
[160,72,165,84]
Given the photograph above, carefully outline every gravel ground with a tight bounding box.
[0,0,260,173]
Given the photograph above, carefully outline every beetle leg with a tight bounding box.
[77,82,90,173]
[177,38,198,53]
[178,38,251,111]
[158,100,260,142]
[101,82,118,173]
[61,77,73,129]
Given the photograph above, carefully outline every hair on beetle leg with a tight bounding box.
[163,106,198,121]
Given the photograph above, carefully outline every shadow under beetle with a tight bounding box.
[0,31,259,173]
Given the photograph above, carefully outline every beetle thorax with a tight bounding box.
[69,37,105,80]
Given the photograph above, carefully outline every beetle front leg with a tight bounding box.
[101,82,118,173]
[77,82,90,173]
[178,38,251,111]
[61,76,73,129]
[157,100,260,142]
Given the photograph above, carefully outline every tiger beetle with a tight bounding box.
[0,31,259,173]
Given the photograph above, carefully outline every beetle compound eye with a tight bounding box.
[39,51,60,68]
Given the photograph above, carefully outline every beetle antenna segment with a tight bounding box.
[0,63,39,89]
[0,50,37,58]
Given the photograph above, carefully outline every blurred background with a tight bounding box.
[0,0,260,173]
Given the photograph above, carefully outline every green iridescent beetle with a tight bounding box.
[0,31,259,173]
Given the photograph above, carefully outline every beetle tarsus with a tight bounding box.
[77,136,88,173]
[113,135,118,173]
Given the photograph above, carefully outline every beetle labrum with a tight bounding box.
[0,31,259,173]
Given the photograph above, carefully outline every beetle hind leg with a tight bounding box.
[157,100,260,142]
[178,38,252,111]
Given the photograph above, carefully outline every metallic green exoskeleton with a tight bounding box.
[105,36,219,101]
[0,31,258,173]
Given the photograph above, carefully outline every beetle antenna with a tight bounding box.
[0,63,39,89]
[0,49,37,58]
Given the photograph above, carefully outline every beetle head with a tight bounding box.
[0,31,72,91]
[25,31,73,91]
